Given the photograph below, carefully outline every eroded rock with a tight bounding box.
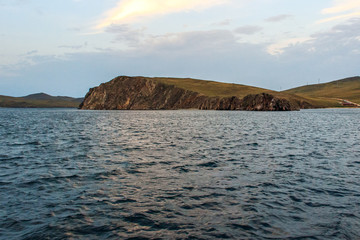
[79,76,299,111]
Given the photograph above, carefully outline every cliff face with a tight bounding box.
[240,93,293,111]
[79,76,299,111]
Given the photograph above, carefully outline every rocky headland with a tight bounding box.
[79,76,300,111]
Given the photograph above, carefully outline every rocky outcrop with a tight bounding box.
[240,93,295,111]
[79,76,299,111]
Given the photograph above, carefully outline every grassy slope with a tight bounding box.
[152,76,360,108]
[0,95,82,108]
[152,77,275,98]
[152,77,319,107]
[283,76,360,107]
[2,76,358,108]
[23,93,83,102]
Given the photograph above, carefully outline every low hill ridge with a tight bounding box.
[2,76,359,109]
[284,76,360,107]
[0,93,83,108]
[23,92,53,100]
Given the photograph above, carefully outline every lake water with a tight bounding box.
[0,108,359,239]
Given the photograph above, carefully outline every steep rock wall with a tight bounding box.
[79,76,299,111]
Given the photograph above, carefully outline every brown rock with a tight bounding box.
[240,93,299,111]
[79,76,299,111]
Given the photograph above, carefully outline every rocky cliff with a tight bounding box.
[79,76,299,111]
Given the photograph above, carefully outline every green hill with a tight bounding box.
[150,77,317,108]
[152,77,275,98]
[23,92,84,103]
[0,93,83,108]
[152,76,360,108]
[283,76,360,107]
[2,76,359,109]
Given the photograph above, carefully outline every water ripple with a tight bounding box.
[0,108,360,239]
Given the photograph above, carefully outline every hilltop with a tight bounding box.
[152,77,315,108]
[156,76,360,108]
[283,76,360,107]
[79,76,307,111]
[2,76,359,109]
[0,93,83,108]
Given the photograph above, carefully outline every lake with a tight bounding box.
[0,108,359,239]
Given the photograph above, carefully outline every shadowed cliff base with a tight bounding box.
[79,76,306,111]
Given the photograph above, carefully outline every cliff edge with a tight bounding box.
[79,76,299,111]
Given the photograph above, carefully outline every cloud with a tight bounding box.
[0,0,27,7]
[267,37,313,55]
[234,25,262,35]
[212,19,231,26]
[312,18,360,46]
[67,27,81,32]
[2,19,359,96]
[319,0,360,23]
[268,17,360,55]
[317,11,360,23]
[96,0,228,29]
[268,19,360,55]
[278,18,360,60]
[26,50,38,55]
[104,24,238,51]
[138,29,239,53]
[58,45,83,50]
[0,29,269,96]
[265,14,292,22]
[105,24,146,46]
[322,0,360,14]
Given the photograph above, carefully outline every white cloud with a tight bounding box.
[141,29,238,53]
[234,25,262,35]
[2,17,360,96]
[317,11,360,23]
[319,0,360,23]
[265,14,292,22]
[322,0,360,14]
[281,18,360,57]
[267,37,313,55]
[212,19,231,26]
[96,0,228,29]
[105,24,146,46]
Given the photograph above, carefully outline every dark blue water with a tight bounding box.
[0,108,359,239]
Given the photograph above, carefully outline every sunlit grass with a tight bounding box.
[284,76,360,106]
[153,77,275,98]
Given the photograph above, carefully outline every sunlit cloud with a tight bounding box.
[267,37,313,55]
[319,0,360,23]
[317,11,360,23]
[321,0,360,14]
[96,0,228,29]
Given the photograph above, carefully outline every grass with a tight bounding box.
[0,95,82,108]
[284,76,360,106]
[2,76,358,109]
[152,77,275,98]
[151,77,324,107]
[151,76,360,108]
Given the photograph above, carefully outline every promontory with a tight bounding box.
[79,76,316,111]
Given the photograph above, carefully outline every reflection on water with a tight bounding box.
[0,108,360,239]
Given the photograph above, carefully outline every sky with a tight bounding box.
[0,0,360,97]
